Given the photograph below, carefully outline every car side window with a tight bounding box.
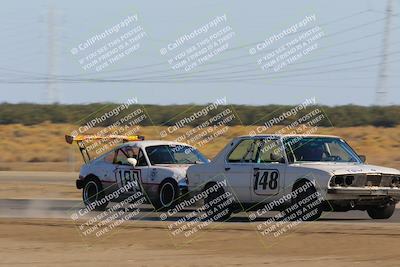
[114,146,148,166]
[103,151,116,163]
[258,139,285,163]
[228,139,259,163]
[114,148,130,165]
[137,149,148,166]
[114,146,136,165]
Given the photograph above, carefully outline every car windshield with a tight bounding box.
[145,145,208,165]
[283,137,361,163]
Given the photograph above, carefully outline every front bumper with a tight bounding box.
[178,179,189,196]
[328,187,400,197]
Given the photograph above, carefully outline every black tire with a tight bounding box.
[292,180,322,221]
[203,184,232,222]
[153,179,179,211]
[82,177,108,211]
[367,203,396,219]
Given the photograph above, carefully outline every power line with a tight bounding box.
[46,3,58,103]
[0,8,398,88]
[375,0,394,105]
[0,9,376,80]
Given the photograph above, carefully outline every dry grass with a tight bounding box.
[0,123,399,171]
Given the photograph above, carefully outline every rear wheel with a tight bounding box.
[367,203,396,219]
[83,177,108,211]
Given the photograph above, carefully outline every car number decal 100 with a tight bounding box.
[115,169,142,192]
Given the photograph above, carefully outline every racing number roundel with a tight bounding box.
[253,169,280,195]
[115,168,142,193]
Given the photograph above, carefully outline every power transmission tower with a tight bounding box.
[375,0,393,106]
[46,3,58,103]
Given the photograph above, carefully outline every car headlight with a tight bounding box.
[330,176,343,187]
[391,176,400,187]
[344,176,354,186]
[330,175,354,187]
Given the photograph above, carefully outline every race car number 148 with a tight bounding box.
[253,169,279,195]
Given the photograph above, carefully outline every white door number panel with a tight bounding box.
[253,169,280,195]
[115,168,142,192]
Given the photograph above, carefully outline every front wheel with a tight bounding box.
[367,203,396,219]
[153,179,179,211]
[292,180,323,221]
[203,184,232,222]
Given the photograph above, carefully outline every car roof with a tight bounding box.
[236,134,341,139]
[116,140,193,149]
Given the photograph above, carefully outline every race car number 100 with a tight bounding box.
[253,169,279,195]
[115,169,141,192]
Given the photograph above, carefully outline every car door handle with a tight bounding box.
[225,167,231,171]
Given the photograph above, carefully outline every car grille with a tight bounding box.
[365,175,381,186]
[331,173,399,188]
[380,175,395,187]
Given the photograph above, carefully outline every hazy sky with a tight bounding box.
[0,0,399,106]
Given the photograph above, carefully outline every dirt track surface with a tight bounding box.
[0,171,79,199]
[1,218,400,267]
[2,171,400,266]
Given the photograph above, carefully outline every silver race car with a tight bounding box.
[66,135,208,211]
[187,134,400,221]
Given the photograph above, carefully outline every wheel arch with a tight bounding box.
[202,181,219,192]
[159,177,179,187]
[83,173,100,183]
[291,178,316,192]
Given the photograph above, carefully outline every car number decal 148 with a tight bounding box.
[253,169,280,195]
[115,169,142,192]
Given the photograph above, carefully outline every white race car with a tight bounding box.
[187,134,400,221]
[66,135,208,211]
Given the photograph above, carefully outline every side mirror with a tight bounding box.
[359,155,366,163]
[127,158,137,167]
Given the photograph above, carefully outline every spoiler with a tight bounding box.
[65,134,145,163]
[65,134,145,144]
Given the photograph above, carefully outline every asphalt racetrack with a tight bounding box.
[2,171,400,267]
[1,171,399,222]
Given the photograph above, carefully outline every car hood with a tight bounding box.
[151,164,190,180]
[289,162,400,176]
[152,164,191,171]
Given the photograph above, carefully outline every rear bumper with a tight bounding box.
[328,187,400,197]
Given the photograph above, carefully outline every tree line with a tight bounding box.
[0,103,399,127]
